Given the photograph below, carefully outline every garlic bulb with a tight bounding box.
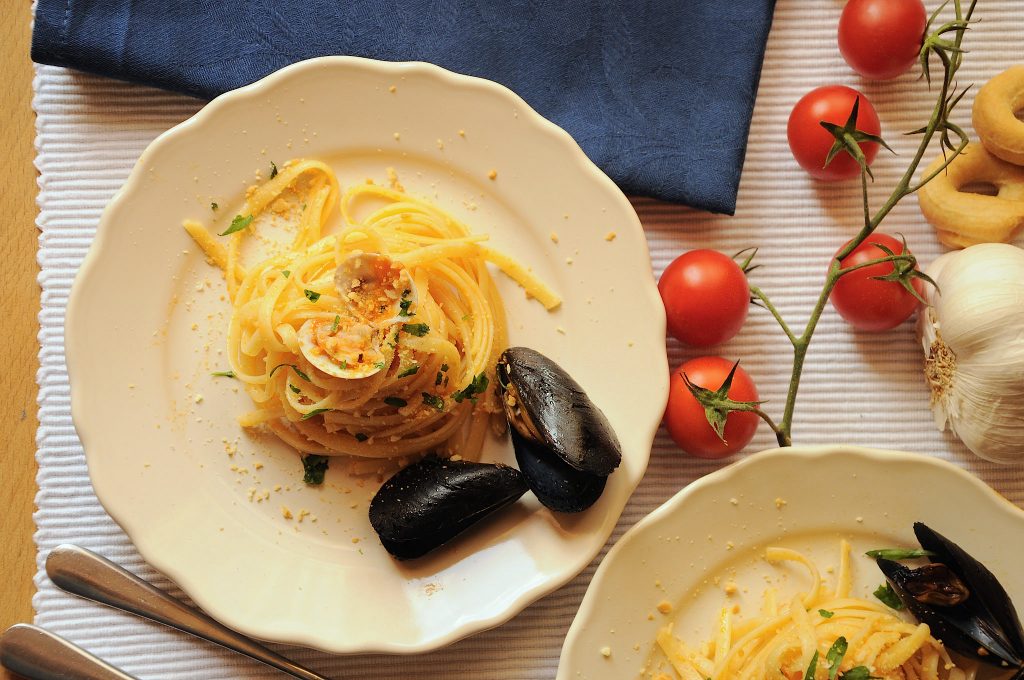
[918,243,1024,463]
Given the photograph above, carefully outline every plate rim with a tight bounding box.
[65,55,668,653]
[556,444,1024,678]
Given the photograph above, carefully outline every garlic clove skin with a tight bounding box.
[918,243,1024,464]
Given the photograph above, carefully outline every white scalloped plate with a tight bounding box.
[65,57,668,653]
[557,446,1024,679]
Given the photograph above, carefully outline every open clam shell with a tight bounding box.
[297,318,396,380]
[334,251,417,327]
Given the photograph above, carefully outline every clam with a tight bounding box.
[297,317,396,379]
[334,251,416,326]
[369,456,528,560]
[496,347,621,477]
[510,428,606,513]
[875,522,1024,673]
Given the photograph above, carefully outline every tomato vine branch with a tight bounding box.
[744,0,976,446]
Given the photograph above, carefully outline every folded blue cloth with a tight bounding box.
[32,0,775,214]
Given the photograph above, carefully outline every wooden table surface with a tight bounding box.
[2,3,42,678]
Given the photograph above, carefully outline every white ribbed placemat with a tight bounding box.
[32,2,1024,678]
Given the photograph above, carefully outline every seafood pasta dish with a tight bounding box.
[184,159,560,468]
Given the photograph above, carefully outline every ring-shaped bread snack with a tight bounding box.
[973,65,1024,166]
[917,143,1024,248]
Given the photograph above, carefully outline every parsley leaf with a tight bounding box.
[300,408,331,421]
[838,668,879,680]
[282,270,290,278]
[269,363,311,381]
[289,384,301,394]
[873,582,904,610]
[865,549,935,560]
[301,454,329,484]
[826,637,848,680]
[330,314,340,333]
[210,202,218,211]
[384,396,407,408]
[373,361,386,370]
[210,370,236,378]
[422,393,444,411]
[818,609,834,619]
[219,214,254,236]
[435,371,443,386]
[304,289,321,303]
[270,161,278,178]
[802,651,819,680]
[453,373,489,403]
[397,364,419,378]
[355,433,368,442]
[402,323,429,336]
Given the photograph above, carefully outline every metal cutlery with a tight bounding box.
[44,544,330,680]
[0,623,139,680]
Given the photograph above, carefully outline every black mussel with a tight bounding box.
[510,427,606,513]
[875,522,1024,670]
[496,347,621,476]
[369,456,528,560]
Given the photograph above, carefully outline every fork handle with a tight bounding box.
[0,624,140,680]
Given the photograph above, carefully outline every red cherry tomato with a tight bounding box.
[839,0,927,80]
[829,233,924,332]
[788,85,881,181]
[658,250,750,347]
[665,357,759,459]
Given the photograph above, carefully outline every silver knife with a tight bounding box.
[45,544,330,680]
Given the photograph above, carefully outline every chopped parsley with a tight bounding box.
[373,361,387,370]
[398,290,413,317]
[825,636,847,680]
[865,548,935,560]
[384,396,408,408]
[838,668,879,680]
[304,289,321,303]
[435,371,443,386]
[818,609,834,619]
[289,384,301,394]
[219,213,253,236]
[873,582,903,610]
[301,454,329,484]
[270,161,279,178]
[355,433,368,442]
[453,373,489,403]
[402,323,429,337]
[282,270,290,278]
[300,408,331,421]
[210,370,236,378]
[269,363,311,381]
[802,651,819,680]
[421,392,444,411]
[210,202,218,211]
[330,314,340,333]
[397,364,419,378]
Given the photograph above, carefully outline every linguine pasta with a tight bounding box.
[185,159,559,468]
[654,542,976,680]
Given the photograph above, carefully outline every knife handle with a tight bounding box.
[0,624,140,680]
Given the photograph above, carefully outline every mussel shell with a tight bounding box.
[877,557,1024,667]
[510,428,607,513]
[914,522,1024,655]
[496,347,621,476]
[369,456,528,560]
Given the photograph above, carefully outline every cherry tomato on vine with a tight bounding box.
[665,356,759,459]
[829,233,925,332]
[658,250,750,347]
[839,0,928,81]
[788,85,881,181]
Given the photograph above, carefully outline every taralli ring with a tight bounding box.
[973,65,1024,166]
[917,143,1024,248]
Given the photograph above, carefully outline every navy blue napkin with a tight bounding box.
[32,0,775,214]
